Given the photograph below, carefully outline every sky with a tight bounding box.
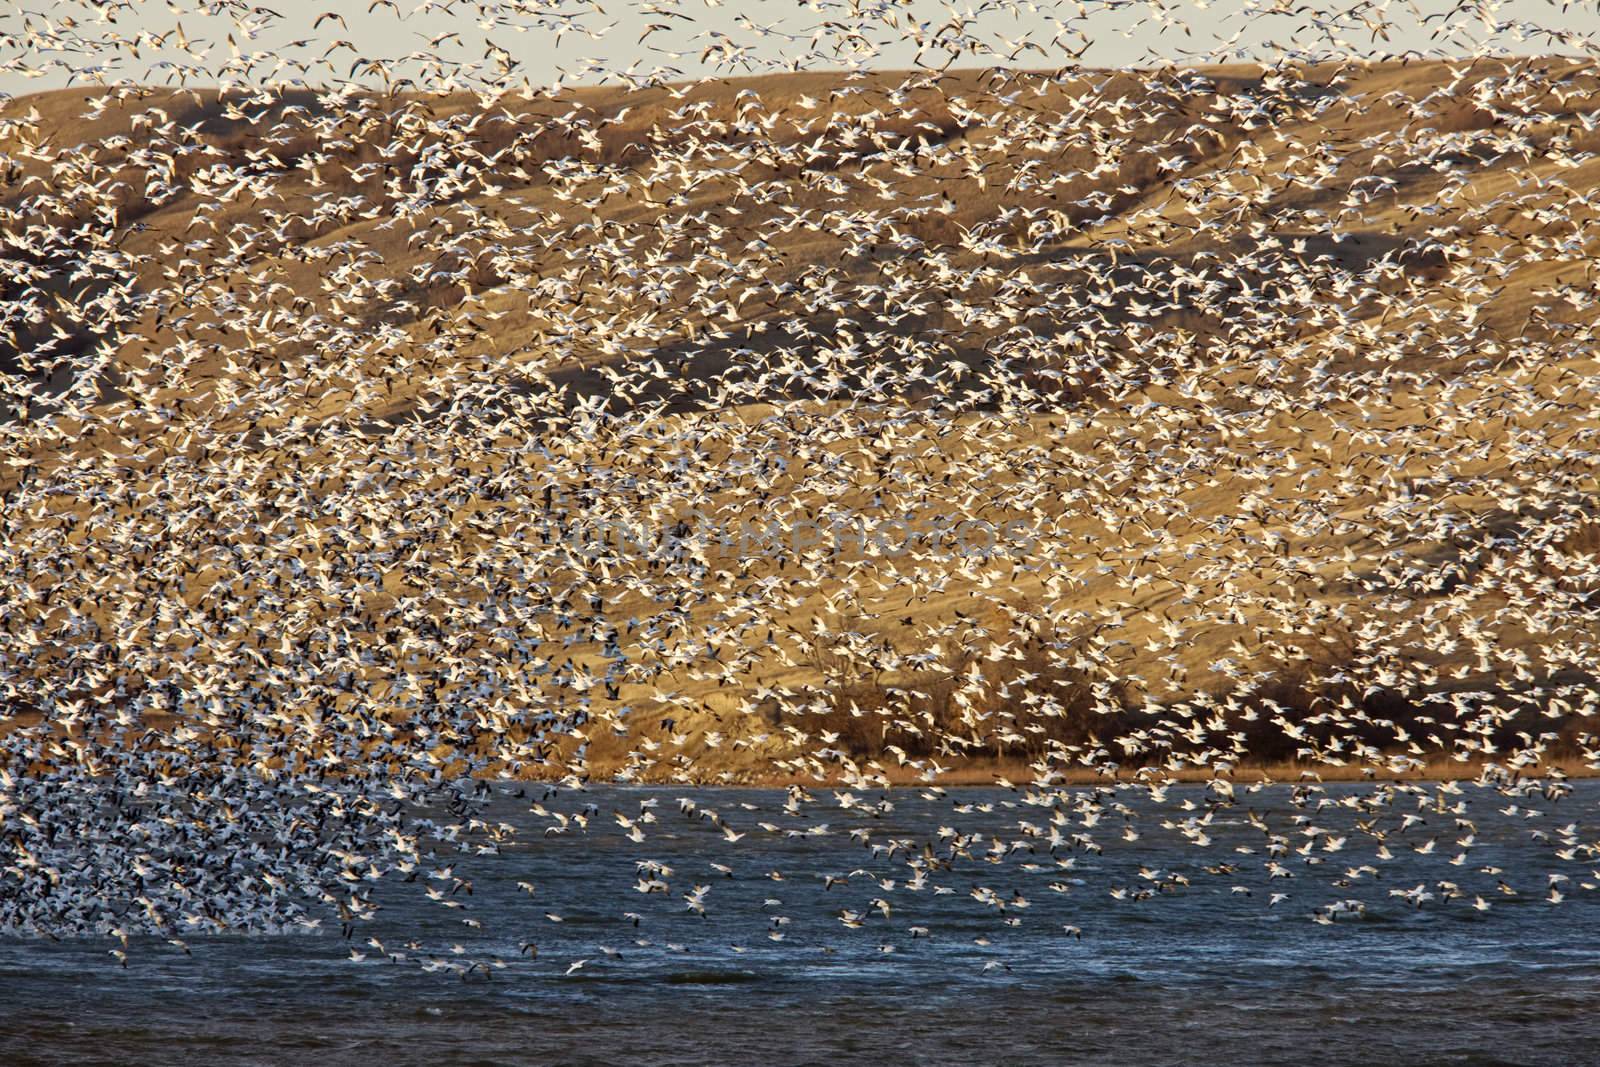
[2,0,1599,101]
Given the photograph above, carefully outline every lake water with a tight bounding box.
[5,778,1598,1065]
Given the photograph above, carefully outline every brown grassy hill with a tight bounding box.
[2,58,1599,787]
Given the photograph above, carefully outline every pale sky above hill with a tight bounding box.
[3,0,1600,100]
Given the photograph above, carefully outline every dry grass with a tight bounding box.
[4,59,1600,786]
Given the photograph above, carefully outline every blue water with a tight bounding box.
[4,779,1598,1065]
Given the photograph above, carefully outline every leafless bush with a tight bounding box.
[801,623,1133,761]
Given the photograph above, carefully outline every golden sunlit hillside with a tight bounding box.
[3,57,1600,788]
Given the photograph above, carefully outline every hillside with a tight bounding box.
[2,58,1600,790]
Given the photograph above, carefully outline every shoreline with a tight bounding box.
[7,710,1593,789]
[547,754,1600,789]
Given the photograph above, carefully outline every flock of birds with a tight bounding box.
[0,0,1599,976]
